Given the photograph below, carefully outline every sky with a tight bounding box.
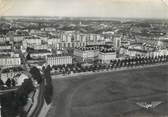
[0,0,168,19]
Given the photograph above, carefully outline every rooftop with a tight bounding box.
[75,47,99,51]
[0,49,12,52]
[0,43,12,46]
[0,54,11,58]
[100,49,115,53]
[128,48,148,53]
[1,66,24,73]
[47,54,71,57]
[30,49,51,54]
[25,36,41,39]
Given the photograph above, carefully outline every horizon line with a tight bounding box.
[1,16,168,20]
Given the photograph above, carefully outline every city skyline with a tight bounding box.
[0,0,168,19]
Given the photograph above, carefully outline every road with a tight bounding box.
[29,79,45,117]
[19,49,45,117]
[0,87,18,95]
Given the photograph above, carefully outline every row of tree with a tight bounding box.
[43,65,53,105]
[52,55,168,74]
[30,66,43,84]
[0,78,16,88]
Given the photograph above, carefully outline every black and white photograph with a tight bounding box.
[0,0,168,117]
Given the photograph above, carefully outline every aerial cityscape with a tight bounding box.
[0,0,168,117]
[0,16,168,117]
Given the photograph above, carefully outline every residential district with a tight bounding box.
[0,17,168,117]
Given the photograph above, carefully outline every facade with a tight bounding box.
[113,37,121,49]
[74,47,99,61]
[46,55,72,66]
[126,49,148,57]
[153,49,168,56]
[13,35,25,42]
[0,57,21,67]
[120,43,158,57]
[46,32,106,49]
[29,44,49,50]
[0,67,26,86]
[42,27,56,32]
[22,36,42,48]
[30,49,52,59]
[0,35,8,43]
[0,43,12,50]
[98,50,116,63]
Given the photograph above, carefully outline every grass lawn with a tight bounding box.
[46,65,168,117]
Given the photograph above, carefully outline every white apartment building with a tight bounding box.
[0,57,21,67]
[46,55,72,66]
[113,37,121,49]
[0,44,11,50]
[42,27,56,32]
[0,67,26,85]
[30,50,52,59]
[153,49,168,57]
[74,47,99,61]
[47,38,60,49]
[28,44,49,50]
[13,35,24,42]
[98,50,116,64]
[22,36,42,48]
[0,35,9,43]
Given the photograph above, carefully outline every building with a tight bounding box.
[157,38,168,49]
[29,49,52,59]
[0,67,26,86]
[47,38,61,49]
[29,44,49,50]
[73,47,99,62]
[0,57,21,67]
[41,27,56,32]
[153,49,168,57]
[0,43,12,50]
[13,35,25,42]
[0,35,8,43]
[15,73,29,86]
[98,49,116,64]
[46,55,72,66]
[22,36,42,48]
[126,49,148,57]
[113,36,121,49]
[120,43,156,57]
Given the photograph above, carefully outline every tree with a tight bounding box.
[0,78,4,86]
[30,66,42,84]
[26,53,32,60]
[11,79,16,87]
[18,79,35,95]
[6,78,11,87]
[44,65,53,105]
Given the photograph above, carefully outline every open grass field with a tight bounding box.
[46,65,168,117]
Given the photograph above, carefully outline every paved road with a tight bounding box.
[30,79,45,117]
[0,87,18,95]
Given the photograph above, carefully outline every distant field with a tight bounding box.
[46,65,168,117]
